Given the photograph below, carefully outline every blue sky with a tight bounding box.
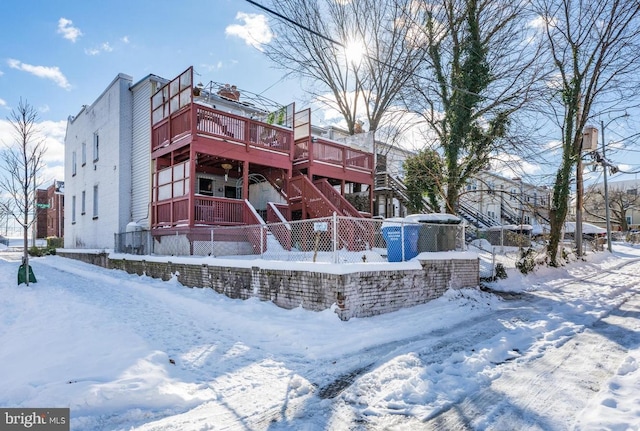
[0,0,308,186]
[1,0,639,192]
[0,0,302,121]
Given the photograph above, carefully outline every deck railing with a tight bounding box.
[153,196,265,252]
[294,138,373,172]
[266,202,292,250]
[153,197,189,227]
[313,179,364,219]
[152,103,373,177]
[152,103,293,155]
[194,104,291,152]
[289,175,341,219]
[195,196,245,225]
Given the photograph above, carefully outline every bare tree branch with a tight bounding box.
[0,99,47,284]
[263,0,426,134]
[533,0,640,265]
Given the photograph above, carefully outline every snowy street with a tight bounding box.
[1,246,639,430]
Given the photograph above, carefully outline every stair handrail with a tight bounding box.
[458,201,500,228]
[313,178,364,218]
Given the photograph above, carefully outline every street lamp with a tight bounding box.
[600,113,629,253]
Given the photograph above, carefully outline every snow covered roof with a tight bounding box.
[563,222,606,234]
[405,213,462,224]
[534,222,607,235]
[485,224,533,232]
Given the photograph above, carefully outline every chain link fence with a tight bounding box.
[114,230,153,256]
[470,226,611,280]
[115,216,466,263]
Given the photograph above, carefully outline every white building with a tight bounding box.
[63,69,550,250]
[583,178,640,230]
[461,171,551,229]
[64,73,166,249]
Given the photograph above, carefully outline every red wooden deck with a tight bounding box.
[149,67,374,232]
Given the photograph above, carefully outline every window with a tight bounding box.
[199,178,214,196]
[81,190,86,215]
[71,195,76,224]
[72,151,77,176]
[155,161,189,201]
[93,132,99,162]
[81,142,86,166]
[93,185,99,218]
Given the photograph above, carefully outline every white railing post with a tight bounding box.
[333,212,338,264]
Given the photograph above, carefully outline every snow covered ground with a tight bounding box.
[0,242,639,430]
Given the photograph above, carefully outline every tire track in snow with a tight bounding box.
[423,286,640,430]
[313,258,640,430]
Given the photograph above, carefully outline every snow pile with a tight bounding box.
[0,243,639,430]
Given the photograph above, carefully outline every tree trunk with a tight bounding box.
[548,142,574,266]
[23,223,29,286]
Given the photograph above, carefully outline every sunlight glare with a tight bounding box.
[344,40,365,66]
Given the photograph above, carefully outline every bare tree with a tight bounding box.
[584,184,640,232]
[0,100,47,285]
[402,0,546,215]
[262,0,426,134]
[533,0,640,265]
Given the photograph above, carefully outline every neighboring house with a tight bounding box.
[310,125,416,218]
[351,133,551,226]
[35,189,48,239]
[583,178,640,230]
[35,181,65,239]
[64,67,374,251]
[460,171,551,229]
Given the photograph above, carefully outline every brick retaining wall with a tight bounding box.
[58,251,479,320]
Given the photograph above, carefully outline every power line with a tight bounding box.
[241,0,551,109]
[244,0,345,48]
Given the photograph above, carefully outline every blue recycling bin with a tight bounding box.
[381,220,420,262]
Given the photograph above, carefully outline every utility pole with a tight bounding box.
[601,120,612,253]
[576,144,584,257]
[575,99,584,257]
[599,113,627,252]
[578,126,599,256]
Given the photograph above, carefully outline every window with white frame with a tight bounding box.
[81,142,86,166]
[93,185,99,218]
[71,195,76,223]
[93,132,99,162]
[72,151,77,176]
[81,190,86,215]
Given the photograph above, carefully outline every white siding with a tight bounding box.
[131,78,160,229]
